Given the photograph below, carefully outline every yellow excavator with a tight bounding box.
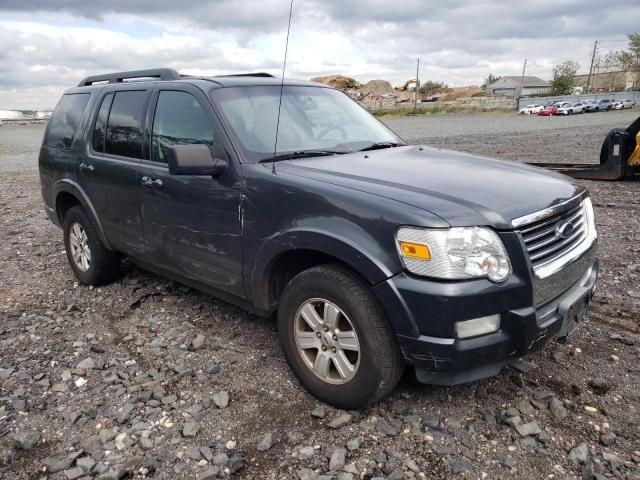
[526,116,640,180]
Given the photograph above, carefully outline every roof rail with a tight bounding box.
[214,72,275,78]
[77,68,181,87]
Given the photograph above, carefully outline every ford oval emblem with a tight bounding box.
[556,221,575,239]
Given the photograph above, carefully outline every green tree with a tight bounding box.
[419,80,447,95]
[481,73,501,89]
[550,60,580,95]
[619,33,640,89]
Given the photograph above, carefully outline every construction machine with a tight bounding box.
[526,116,640,180]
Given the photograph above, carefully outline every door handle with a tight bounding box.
[141,176,163,189]
[79,163,95,172]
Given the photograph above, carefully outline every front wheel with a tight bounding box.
[277,264,404,409]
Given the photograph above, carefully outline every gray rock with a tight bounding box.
[199,446,214,462]
[51,383,69,393]
[588,378,610,393]
[212,453,229,466]
[549,397,568,419]
[568,443,589,465]
[452,457,473,474]
[14,430,40,450]
[504,416,523,427]
[582,461,595,480]
[335,473,353,480]
[516,398,535,415]
[515,421,541,437]
[346,436,363,451]
[161,394,177,405]
[213,391,229,409]
[602,452,622,469]
[327,412,352,429]
[191,334,206,350]
[228,452,247,473]
[182,422,200,438]
[199,468,220,480]
[329,447,346,471]
[65,467,85,479]
[257,431,277,452]
[376,417,402,436]
[298,446,315,460]
[76,456,96,472]
[599,432,616,446]
[311,405,326,419]
[76,357,95,369]
[298,468,317,480]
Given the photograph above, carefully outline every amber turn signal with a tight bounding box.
[399,241,431,260]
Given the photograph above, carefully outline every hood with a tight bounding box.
[279,145,583,229]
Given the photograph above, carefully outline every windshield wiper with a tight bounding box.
[258,150,346,163]
[358,142,403,152]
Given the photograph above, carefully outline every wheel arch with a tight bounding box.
[250,229,400,312]
[54,180,113,250]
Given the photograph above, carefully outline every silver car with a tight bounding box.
[614,99,635,110]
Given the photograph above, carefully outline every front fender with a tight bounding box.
[249,222,403,311]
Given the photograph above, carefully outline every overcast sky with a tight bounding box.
[1,0,638,109]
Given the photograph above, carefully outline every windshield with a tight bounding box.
[211,86,403,163]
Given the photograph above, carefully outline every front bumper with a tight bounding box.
[373,240,598,385]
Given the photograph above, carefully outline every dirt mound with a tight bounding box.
[361,79,395,96]
[310,75,359,90]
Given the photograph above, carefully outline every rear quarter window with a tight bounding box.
[44,93,91,149]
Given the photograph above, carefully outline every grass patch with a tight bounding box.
[371,105,515,118]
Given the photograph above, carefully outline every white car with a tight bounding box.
[519,104,543,115]
[614,99,635,110]
[570,102,586,114]
[555,102,575,115]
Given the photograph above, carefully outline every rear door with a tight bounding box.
[138,83,244,297]
[80,86,150,255]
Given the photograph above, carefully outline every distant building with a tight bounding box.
[572,70,638,92]
[485,76,549,96]
[0,110,24,120]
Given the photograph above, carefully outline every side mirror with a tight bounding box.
[167,144,227,177]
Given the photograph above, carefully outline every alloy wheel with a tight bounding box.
[69,222,91,272]
[294,298,360,385]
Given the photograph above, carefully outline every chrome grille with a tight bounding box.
[519,201,588,271]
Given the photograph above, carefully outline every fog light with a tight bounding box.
[455,314,501,339]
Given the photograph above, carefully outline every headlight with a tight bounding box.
[396,226,511,282]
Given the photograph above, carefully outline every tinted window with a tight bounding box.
[105,91,146,158]
[151,91,214,163]
[45,93,91,149]
[92,93,113,153]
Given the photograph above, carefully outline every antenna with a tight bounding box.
[272,0,294,174]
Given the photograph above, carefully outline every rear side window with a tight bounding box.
[151,91,214,163]
[45,93,91,149]
[92,93,114,153]
[105,91,147,158]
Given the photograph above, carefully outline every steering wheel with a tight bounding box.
[317,125,347,141]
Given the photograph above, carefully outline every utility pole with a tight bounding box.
[586,40,598,94]
[413,58,420,114]
[519,59,527,97]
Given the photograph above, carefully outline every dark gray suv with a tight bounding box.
[39,68,598,408]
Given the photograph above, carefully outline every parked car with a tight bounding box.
[614,98,635,110]
[570,102,586,114]
[519,104,543,115]
[584,99,601,112]
[555,102,575,115]
[538,104,558,116]
[39,69,599,409]
[598,99,614,111]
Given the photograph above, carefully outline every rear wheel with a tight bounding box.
[63,206,121,285]
[277,264,404,409]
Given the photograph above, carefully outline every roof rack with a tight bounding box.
[214,72,275,78]
[78,68,181,87]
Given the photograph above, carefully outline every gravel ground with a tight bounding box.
[0,116,639,480]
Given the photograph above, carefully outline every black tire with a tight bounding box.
[277,264,404,409]
[63,205,121,285]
